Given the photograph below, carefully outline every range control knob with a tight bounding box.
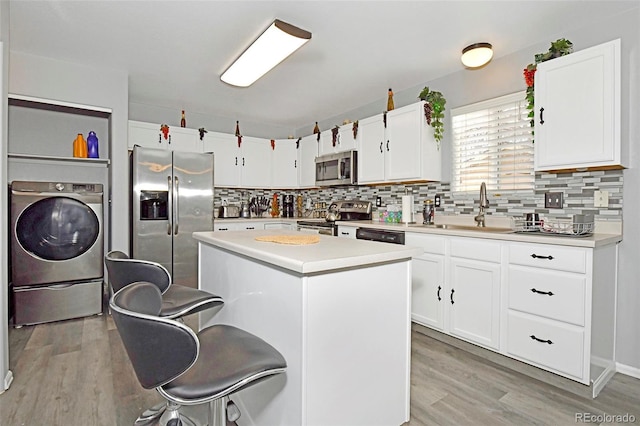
[55,183,65,192]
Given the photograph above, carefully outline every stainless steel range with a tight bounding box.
[297,200,372,236]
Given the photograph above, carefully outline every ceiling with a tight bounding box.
[8,1,637,133]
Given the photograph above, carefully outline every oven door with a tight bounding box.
[297,224,335,236]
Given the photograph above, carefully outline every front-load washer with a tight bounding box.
[10,181,104,325]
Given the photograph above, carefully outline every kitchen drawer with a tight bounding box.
[508,266,586,326]
[509,242,588,273]
[507,311,584,381]
[405,233,446,255]
[337,226,357,238]
[450,238,501,263]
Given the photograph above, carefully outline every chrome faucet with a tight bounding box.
[474,182,490,227]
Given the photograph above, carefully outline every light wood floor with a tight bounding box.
[1,313,639,426]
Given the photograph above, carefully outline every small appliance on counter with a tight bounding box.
[282,194,294,218]
[297,199,372,235]
[218,205,240,218]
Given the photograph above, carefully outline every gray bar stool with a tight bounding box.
[105,250,223,319]
[110,281,287,426]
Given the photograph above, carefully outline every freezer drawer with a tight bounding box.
[14,279,103,326]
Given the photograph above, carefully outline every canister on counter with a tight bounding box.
[423,199,435,225]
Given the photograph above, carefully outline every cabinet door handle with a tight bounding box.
[379,142,383,153]
[530,335,553,345]
[530,254,554,260]
[386,140,390,151]
[242,157,245,166]
[531,288,554,296]
[294,160,297,168]
[539,107,545,125]
[450,288,455,305]
[437,285,442,301]
[168,135,171,144]
[235,156,238,166]
[158,134,162,144]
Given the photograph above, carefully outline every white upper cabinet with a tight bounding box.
[271,139,298,189]
[169,126,201,153]
[128,120,201,152]
[128,120,166,150]
[318,122,359,156]
[202,131,240,187]
[359,102,441,184]
[203,133,272,188]
[534,39,621,171]
[358,113,386,183]
[298,134,318,188]
[239,136,273,188]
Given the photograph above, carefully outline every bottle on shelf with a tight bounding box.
[73,133,87,158]
[180,110,186,127]
[87,131,99,158]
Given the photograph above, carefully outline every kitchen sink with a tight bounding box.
[409,223,513,233]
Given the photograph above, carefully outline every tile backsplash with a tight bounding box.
[216,169,623,222]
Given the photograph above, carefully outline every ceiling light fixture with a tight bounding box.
[221,19,311,87]
[461,42,493,68]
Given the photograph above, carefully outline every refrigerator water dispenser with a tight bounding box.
[140,191,168,220]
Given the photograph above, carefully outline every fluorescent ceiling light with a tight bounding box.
[221,19,311,87]
[461,42,493,68]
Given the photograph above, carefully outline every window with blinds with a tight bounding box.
[451,92,534,193]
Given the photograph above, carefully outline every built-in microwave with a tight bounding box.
[315,150,357,186]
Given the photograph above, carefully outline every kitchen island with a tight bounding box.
[193,229,422,426]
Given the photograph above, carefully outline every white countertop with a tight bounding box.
[193,229,423,274]
[336,220,622,248]
[214,217,303,223]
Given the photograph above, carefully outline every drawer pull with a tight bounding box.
[437,285,441,301]
[530,288,554,296]
[450,288,455,305]
[530,254,554,260]
[530,335,553,345]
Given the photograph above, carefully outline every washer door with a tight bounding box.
[16,197,100,261]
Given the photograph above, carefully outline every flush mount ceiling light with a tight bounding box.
[461,42,493,68]
[221,19,311,87]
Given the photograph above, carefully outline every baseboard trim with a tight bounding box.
[2,370,13,393]
[615,362,640,379]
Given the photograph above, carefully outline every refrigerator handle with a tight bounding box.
[174,176,179,235]
[167,175,172,235]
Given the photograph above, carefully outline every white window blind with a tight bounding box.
[451,92,534,192]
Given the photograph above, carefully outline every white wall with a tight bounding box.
[1,53,128,391]
[0,0,10,393]
[311,7,640,373]
[8,52,129,253]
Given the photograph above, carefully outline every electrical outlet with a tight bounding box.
[376,196,382,207]
[544,192,563,209]
[434,194,441,207]
[594,190,609,208]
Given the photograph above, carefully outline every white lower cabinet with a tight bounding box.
[448,238,502,350]
[409,234,500,350]
[406,233,445,331]
[214,221,265,231]
[337,226,357,239]
[507,311,585,380]
[407,231,617,395]
[505,241,617,393]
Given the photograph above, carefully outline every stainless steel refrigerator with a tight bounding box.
[131,145,214,289]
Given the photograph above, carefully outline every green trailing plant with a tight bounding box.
[524,39,573,136]
[418,87,446,148]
